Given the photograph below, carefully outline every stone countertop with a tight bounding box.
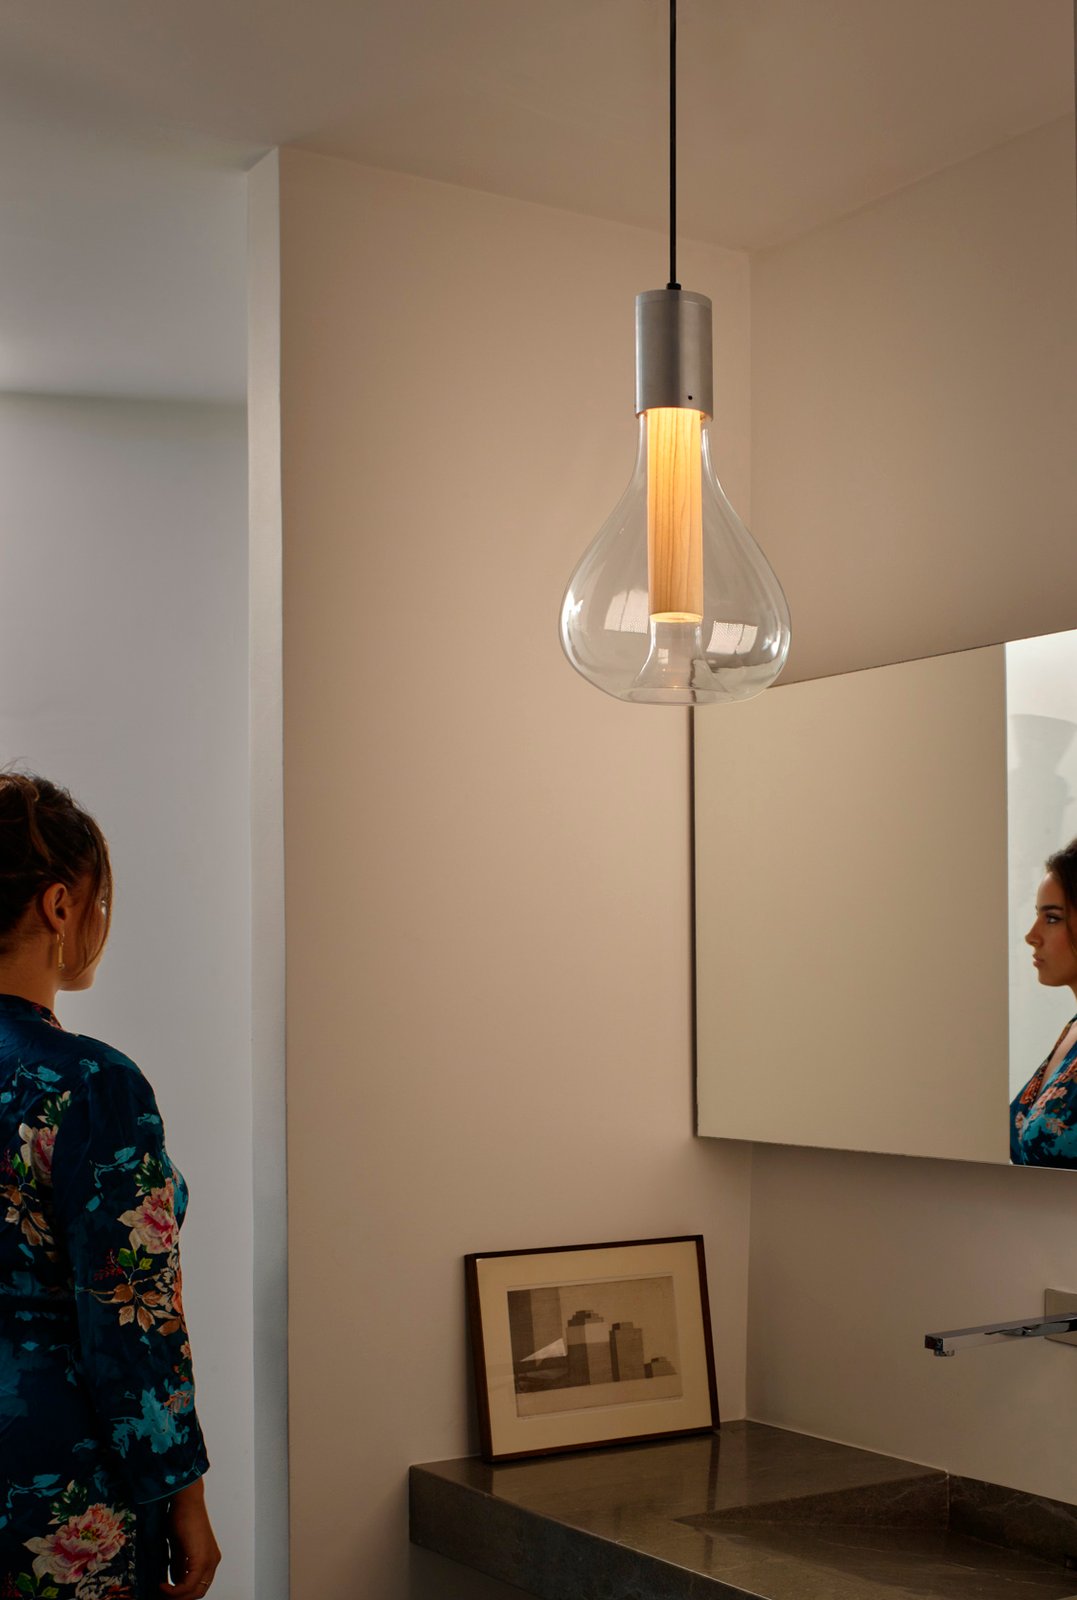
[410,1421,1077,1600]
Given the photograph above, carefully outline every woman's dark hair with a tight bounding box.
[0,773,112,975]
[1046,838,1077,905]
[1046,838,1077,947]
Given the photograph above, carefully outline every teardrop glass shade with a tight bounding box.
[559,414,791,704]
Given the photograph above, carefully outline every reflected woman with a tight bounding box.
[1012,838,1077,1167]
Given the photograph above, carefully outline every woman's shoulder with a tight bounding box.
[27,1024,156,1105]
[64,1031,154,1090]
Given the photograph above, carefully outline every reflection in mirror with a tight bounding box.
[694,643,1010,1166]
[695,627,1077,1169]
[1007,631,1077,1167]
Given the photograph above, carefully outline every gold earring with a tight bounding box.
[56,932,65,973]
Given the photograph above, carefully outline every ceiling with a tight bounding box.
[0,0,1072,399]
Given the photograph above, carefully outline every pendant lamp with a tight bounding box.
[559,0,791,705]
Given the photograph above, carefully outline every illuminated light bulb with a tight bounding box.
[560,289,791,705]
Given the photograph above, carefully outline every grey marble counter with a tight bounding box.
[410,1421,1077,1599]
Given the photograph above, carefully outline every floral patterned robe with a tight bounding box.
[1011,1014,1077,1168]
[0,995,208,1598]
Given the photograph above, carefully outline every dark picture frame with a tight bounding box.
[465,1235,718,1462]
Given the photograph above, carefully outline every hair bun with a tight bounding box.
[0,770,112,974]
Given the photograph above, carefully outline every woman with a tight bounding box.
[1011,837,1077,1168]
[0,774,220,1598]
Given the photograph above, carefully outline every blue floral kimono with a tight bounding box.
[0,995,208,1598]
[1010,1015,1077,1168]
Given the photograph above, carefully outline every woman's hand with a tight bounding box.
[160,1478,222,1598]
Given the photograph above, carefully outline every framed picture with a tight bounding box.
[465,1235,718,1462]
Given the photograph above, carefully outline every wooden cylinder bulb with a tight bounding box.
[645,407,703,622]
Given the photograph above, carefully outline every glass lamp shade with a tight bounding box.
[559,410,791,704]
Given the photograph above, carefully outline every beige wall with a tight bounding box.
[748,1146,1077,1501]
[272,149,754,1600]
[745,116,1077,1497]
[752,116,1077,686]
[271,106,1077,1594]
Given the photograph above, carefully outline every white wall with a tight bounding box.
[0,393,255,1594]
[745,116,1077,1497]
[247,152,290,1600]
[262,149,755,1600]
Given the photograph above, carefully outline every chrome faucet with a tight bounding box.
[925,1310,1077,1357]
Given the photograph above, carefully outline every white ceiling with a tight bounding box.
[0,0,1072,400]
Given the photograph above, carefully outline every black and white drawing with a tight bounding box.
[508,1274,681,1417]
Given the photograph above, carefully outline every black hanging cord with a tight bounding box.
[667,0,680,290]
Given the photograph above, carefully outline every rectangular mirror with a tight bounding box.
[695,628,1077,1166]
